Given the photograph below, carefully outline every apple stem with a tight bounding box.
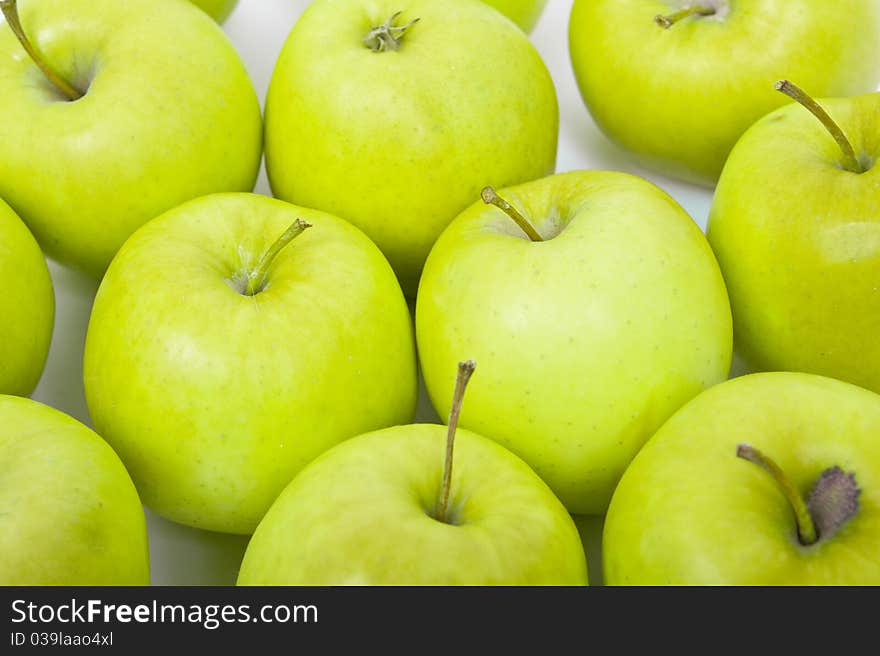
[436,360,477,525]
[0,0,83,101]
[363,11,420,52]
[481,187,544,242]
[654,5,716,29]
[736,444,818,546]
[244,219,311,296]
[775,80,864,174]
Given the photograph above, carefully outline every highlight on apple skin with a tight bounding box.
[568,0,880,185]
[0,395,150,586]
[603,372,880,585]
[416,170,733,516]
[264,0,559,296]
[0,0,263,278]
[0,198,54,397]
[83,193,419,536]
[707,87,880,395]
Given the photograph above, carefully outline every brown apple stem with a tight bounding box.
[0,0,83,101]
[436,360,477,525]
[244,219,311,296]
[481,186,544,242]
[363,11,420,52]
[654,5,716,29]
[737,444,818,545]
[775,80,864,174]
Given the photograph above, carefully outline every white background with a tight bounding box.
[32,0,722,585]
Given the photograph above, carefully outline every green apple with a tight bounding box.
[191,0,238,23]
[0,198,53,396]
[0,395,149,585]
[604,372,880,585]
[265,0,558,295]
[84,193,418,535]
[482,0,548,32]
[707,83,880,394]
[568,0,880,185]
[0,0,261,277]
[238,361,587,585]
[416,171,732,515]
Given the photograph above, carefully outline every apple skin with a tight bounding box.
[0,198,53,396]
[416,171,732,514]
[190,0,238,23]
[707,92,880,394]
[83,193,418,535]
[265,0,558,296]
[482,0,548,32]
[604,372,880,585]
[0,0,262,277]
[237,424,587,585]
[0,395,149,585]
[568,0,880,185]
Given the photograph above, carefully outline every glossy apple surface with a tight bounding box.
[0,198,53,396]
[84,193,418,534]
[265,0,558,295]
[0,0,262,276]
[708,92,880,393]
[0,395,149,585]
[569,0,880,184]
[604,372,880,585]
[238,424,587,585]
[416,171,732,514]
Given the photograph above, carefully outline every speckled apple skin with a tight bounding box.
[0,0,262,277]
[84,193,418,535]
[708,93,880,394]
[604,373,880,585]
[0,396,149,585]
[417,171,732,514]
[265,0,558,296]
[238,424,588,585]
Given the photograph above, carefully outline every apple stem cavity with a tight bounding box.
[363,11,420,52]
[775,80,865,174]
[654,5,716,29]
[0,0,83,101]
[481,186,544,242]
[435,359,477,525]
[737,444,861,546]
[243,219,311,297]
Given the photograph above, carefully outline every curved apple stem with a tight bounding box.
[775,80,864,174]
[436,360,477,525]
[244,219,311,296]
[737,444,818,545]
[0,0,83,101]
[363,11,420,52]
[654,5,716,29]
[481,187,544,242]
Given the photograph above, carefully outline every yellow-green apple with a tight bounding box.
[604,372,880,585]
[83,193,417,535]
[568,0,880,185]
[0,0,262,277]
[482,0,548,32]
[708,83,880,394]
[238,361,587,585]
[264,0,558,295]
[191,0,237,22]
[0,198,53,396]
[416,171,732,514]
[0,395,149,585]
